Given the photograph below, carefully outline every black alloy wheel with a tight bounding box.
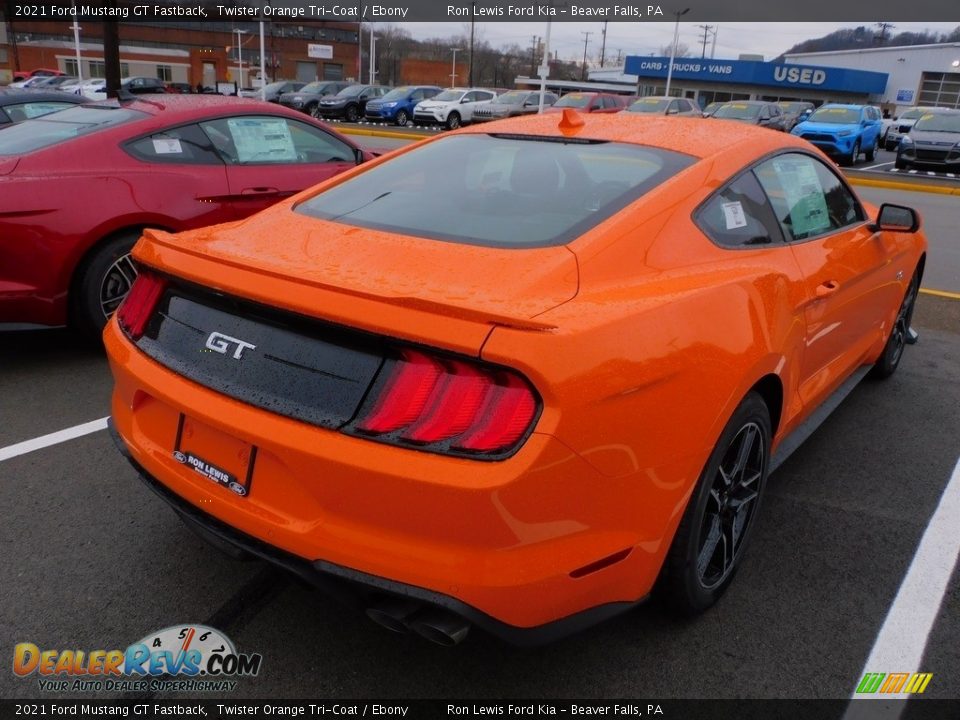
[658,392,771,614]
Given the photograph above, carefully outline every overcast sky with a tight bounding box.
[389,22,959,64]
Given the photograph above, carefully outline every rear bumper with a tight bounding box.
[109,418,641,646]
[104,319,654,639]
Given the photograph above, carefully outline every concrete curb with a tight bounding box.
[920,288,960,301]
[846,176,960,196]
[338,127,432,141]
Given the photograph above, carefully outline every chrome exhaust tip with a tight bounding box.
[408,608,471,647]
[365,597,421,634]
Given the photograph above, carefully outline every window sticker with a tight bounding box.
[721,201,748,230]
[772,157,830,238]
[152,138,183,154]
[227,118,296,163]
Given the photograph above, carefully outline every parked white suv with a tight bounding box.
[413,87,496,129]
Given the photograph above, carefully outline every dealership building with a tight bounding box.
[517,42,960,116]
[784,43,960,115]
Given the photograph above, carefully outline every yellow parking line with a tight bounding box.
[920,288,960,301]
[847,177,960,196]
[338,127,431,141]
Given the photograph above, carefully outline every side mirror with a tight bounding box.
[869,203,920,233]
[353,147,365,166]
[666,108,678,115]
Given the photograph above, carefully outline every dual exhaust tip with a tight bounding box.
[365,597,470,647]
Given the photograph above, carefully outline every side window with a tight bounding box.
[696,170,784,248]
[199,116,355,165]
[410,89,424,102]
[477,91,494,102]
[667,100,678,114]
[125,123,223,165]
[754,153,865,242]
[462,91,477,103]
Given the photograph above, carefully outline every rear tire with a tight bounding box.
[870,269,920,380]
[72,231,141,342]
[658,392,771,615]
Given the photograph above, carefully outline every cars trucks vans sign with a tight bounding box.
[624,56,887,94]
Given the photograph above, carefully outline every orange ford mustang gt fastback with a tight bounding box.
[105,112,926,646]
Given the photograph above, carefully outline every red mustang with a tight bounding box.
[0,95,372,337]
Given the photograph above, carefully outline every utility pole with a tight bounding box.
[600,21,607,68]
[581,30,592,81]
[530,35,539,76]
[664,7,690,98]
[697,25,714,59]
[711,25,718,58]
[369,32,377,84]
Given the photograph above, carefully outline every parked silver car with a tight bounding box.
[471,90,558,122]
[624,96,702,117]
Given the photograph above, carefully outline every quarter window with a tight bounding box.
[754,153,864,241]
[696,171,784,248]
[125,123,223,164]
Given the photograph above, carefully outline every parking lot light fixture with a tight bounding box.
[665,7,690,98]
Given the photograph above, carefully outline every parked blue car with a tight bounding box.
[364,85,442,126]
[791,104,884,166]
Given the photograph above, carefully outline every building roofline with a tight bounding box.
[787,42,960,58]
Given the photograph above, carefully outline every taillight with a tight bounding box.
[352,348,539,458]
[116,270,167,340]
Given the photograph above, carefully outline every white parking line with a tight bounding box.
[844,456,960,717]
[0,417,109,463]
[862,161,894,170]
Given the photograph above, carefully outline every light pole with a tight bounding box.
[259,20,266,100]
[450,47,462,86]
[233,29,249,89]
[70,21,83,83]
[69,0,82,82]
[664,7,690,98]
[369,31,377,84]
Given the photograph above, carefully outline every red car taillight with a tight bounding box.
[116,270,167,340]
[353,348,539,458]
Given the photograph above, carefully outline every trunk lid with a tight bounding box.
[134,209,578,355]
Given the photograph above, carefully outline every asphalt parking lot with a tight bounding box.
[1,140,958,704]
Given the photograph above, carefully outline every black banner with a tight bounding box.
[1,700,960,720]
[2,0,960,22]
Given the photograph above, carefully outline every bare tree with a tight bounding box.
[658,42,691,58]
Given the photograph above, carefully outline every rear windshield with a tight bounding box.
[714,103,761,119]
[494,91,528,105]
[336,85,365,98]
[628,98,669,113]
[555,94,592,108]
[0,105,146,156]
[808,107,860,124]
[296,134,694,248]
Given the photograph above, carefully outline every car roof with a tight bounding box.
[90,94,312,118]
[0,89,88,106]
[456,113,811,160]
[818,103,864,109]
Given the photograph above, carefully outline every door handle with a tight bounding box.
[816,280,840,298]
[240,187,280,196]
